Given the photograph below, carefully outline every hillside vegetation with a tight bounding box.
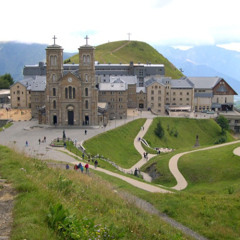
[69,40,183,79]
[143,117,234,150]
[0,145,190,240]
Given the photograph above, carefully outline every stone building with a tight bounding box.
[44,37,98,126]
[188,77,237,112]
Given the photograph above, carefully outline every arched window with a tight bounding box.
[52,74,56,81]
[73,88,76,99]
[85,74,88,82]
[69,86,72,99]
[85,100,89,109]
[83,55,86,63]
[85,88,88,96]
[87,55,90,63]
[53,88,56,96]
[53,100,56,109]
[50,55,57,66]
[65,88,68,98]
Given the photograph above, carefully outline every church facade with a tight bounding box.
[45,37,98,126]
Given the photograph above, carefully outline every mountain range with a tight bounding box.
[155,45,240,95]
[0,41,239,96]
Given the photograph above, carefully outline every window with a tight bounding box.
[85,74,88,82]
[187,92,189,95]
[53,88,56,96]
[65,88,68,98]
[158,103,161,107]
[158,90,161,94]
[180,98,182,101]
[17,97,20,101]
[180,92,182,95]
[151,90,154,94]
[119,98,122,102]
[85,100,89,109]
[87,55,90,63]
[151,97,154,100]
[173,92,176,95]
[173,98,176,101]
[158,97,161,100]
[50,55,57,66]
[53,100,56,109]
[85,88,88,96]
[52,74,56,81]
[186,98,189,101]
[69,86,72,99]
[73,88,75,99]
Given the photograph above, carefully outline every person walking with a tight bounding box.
[25,141,28,147]
[85,163,89,174]
[38,139,41,145]
[85,130,87,135]
[80,163,84,173]
[94,160,98,168]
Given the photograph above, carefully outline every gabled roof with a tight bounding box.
[188,77,221,89]
[171,77,194,89]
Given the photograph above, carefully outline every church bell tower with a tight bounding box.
[79,36,98,126]
[45,35,63,125]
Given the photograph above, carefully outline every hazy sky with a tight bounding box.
[1,0,240,52]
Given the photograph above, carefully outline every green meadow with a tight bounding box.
[0,145,191,240]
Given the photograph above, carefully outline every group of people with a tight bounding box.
[38,136,46,145]
[66,159,98,174]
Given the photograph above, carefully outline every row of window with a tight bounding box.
[150,97,190,101]
[52,100,89,109]
[52,87,89,98]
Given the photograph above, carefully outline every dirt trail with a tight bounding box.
[0,177,16,240]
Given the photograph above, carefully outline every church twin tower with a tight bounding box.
[45,36,98,126]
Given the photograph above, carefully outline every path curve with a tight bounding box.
[169,140,240,190]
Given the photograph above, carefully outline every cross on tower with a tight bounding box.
[53,35,57,45]
[85,35,89,45]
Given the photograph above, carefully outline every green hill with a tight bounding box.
[68,40,183,79]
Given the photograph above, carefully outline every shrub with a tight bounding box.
[154,121,164,139]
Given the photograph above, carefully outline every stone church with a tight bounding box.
[45,36,98,126]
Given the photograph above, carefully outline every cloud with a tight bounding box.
[1,0,240,52]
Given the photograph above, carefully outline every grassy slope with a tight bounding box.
[141,117,235,186]
[70,40,183,79]
[143,117,234,149]
[0,145,191,240]
[83,118,146,168]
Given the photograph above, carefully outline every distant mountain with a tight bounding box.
[0,42,74,81]
[69,40,183,79]
[155,45,240,94]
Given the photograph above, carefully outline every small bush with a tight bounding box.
[46,203,124,240]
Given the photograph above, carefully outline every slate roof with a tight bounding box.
[110,76,137,85]
[15,76,46,92]
[99,82,127,91]
[188,77,221,89]
[171,78,194,89]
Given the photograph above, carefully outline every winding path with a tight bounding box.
[169,140,240,190]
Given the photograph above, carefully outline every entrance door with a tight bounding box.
[53,115,57,125]
[85,115,89,125]
[68,111,74,125]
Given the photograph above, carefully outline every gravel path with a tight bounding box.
[169,140,240,190]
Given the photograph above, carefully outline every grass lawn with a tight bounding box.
[0,145,192,240]
[143,117,234,149]
[83,118,146,168]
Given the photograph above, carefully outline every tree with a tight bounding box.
[216,115,229,133]
[154,121,164,139]
[0,74,14,89]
